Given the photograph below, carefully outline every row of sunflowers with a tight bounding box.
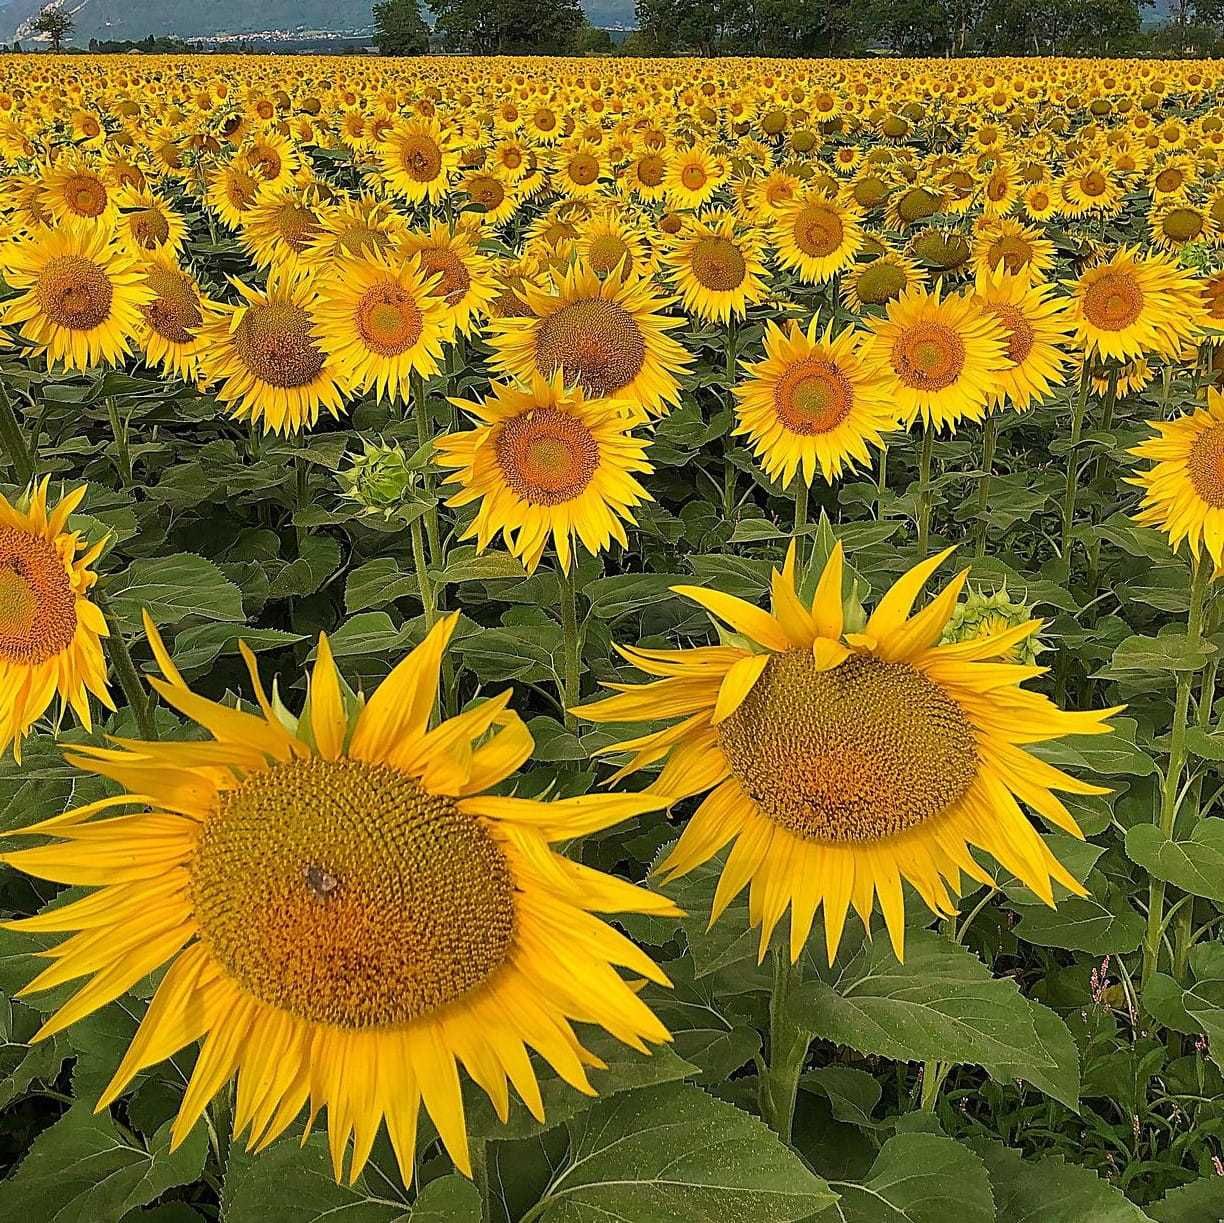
[0,50,1221,1222]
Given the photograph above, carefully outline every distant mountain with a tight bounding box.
[0,0,638,44]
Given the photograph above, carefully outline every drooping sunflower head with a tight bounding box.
[861,283,1009,431]
[437,372,653,573]
[489,262,691,418]
[734,317,897,487]
[312,250,449,404]
[1,615,675,1186]
[1,223,153,372]
[1130,386,1224,568]
[0,477,111,759]
[841,249,926,314]
[577,540,1118,964]
[138,256,214,382]
[398,221,498,341]
[971,216,1056,283]
[198,266,350,435]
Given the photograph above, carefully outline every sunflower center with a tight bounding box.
[0,528,77,665]
[680,162,708,191]
[36,256,113,332]
[637,154,665,186]
[689,236,747,291]
[231,302,326,389]
[63,174,108,217]
[142,268,203,345]
[276,204,319,252]
[897,187,939,223]
[1080,171,1107,197]
[792,202,843,257]
[495,407,599,505]
[129,208,170,249]
[718,651,978,842]
[588,233,631,277]
[399,135,442,182]
[986,235,1034,275]
[469,176,505,210]
[569,153,599,185]
[1155,167,1183,193]
[1163,207,1204,242]
[356,284,424,356]
[419,249,470,307]
[773,356,853,434]
[891,320,965,390]
[1082,269,1144,332]
[534,298,647,398]
[191,758,516,1028]
[990,303,1035,365]
[855,261,907,305]
[1187,422,1224,508]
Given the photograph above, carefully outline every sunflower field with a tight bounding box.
[3,47,1224,1222]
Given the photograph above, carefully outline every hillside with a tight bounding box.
[0,0,638,44]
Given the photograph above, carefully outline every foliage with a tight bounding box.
[432,0,586,53]
[29,4,72,52]
[373,0,431,55]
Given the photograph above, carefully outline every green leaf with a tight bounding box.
[982,997,1081,1111]
[584,573,687,620]
[825,1132,994,1223]
[796,932,1062,1083]
[1031,717,1155,778]
[0,1106,207,1222]
[1012,876,1144,954]
[108,553,244,628]
[222,1133,408,1222]
[1098,633,1215,679]
[170,623,305,674]
[530,1082,836,1221]
[970,1139,1151,1222]
[1147,1176,1224,1223]
[346,557,421,613]
[267,535,343,599]
[1125,819,1224,903]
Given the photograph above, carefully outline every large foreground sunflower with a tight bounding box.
[1130,386,1224,567]
[436,374,653,573]
[489,264,691,418]
[577,543,1116,963]
[0,478,111,759]
[734,319,896,486]
[3,615,675,1185]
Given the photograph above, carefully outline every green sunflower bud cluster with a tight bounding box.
[940,583,1043,665]
[338,440,422,521]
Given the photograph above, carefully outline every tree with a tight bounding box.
[373,0,430,55]
[30,4,72,53]
[576,20,614,52]
[432,0,584,53]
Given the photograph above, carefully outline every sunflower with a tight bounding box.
[0,478,111,760]
[436,374,653,573]
[39,155,117,229]
[970,266,1073,412]
[734,319,895,487]
[1,614,676,1186]
[488,263,690,419]
[378,116,460,205]
[138,256,215,383]
[199,267,349,435]
[1130,387,1224,567]
[461,169,520,227]
[861,284,1009,431]
[1067,247,1205,362]
[574,208,655,281]
[971,217,1056,283]
[553,143,607,200]
[240,190,325,275]
[663,211,768,324]
[770,191,862,284]
[206,159,264,231]
[313,251,449,404]
[1148,198,1215,252]
[398,222,498,341]
[841,250,926,314]
[576,543,1117,964]
[307,194,405,263]
[623,149,670,203]
[2,224,152,373]
[115,188,189,260]
[664,142,726,210]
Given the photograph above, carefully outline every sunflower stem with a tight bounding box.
[97,592,157,741]
[916,423,935,557]
[1083,370,1120,598]
[410,514,437,631]
[760,947,808,1142]
[1059,367,1092,581]
[875,441,888,520]
[0,381,35,486]
[411,370,443,566]
[1141,550,1211,991]
[106,399,133,485]
[973,413,998,559]
[919,1060,950,1112]
[722,318,739,525]
[559,563,581,727]
[469,1137,491,1222]
[793,478,809,559]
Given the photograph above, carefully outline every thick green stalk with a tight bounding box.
[409,514,437,631]
[760,948,809,1142]
[1142,553,1211,989]
[916,423,935,557]
[1084,370,1120,597]
[0,381,35,485]
[722,319,739,521]
[1059,369,1092,581]
[559,563,580,727]
[97,593,157,741]
[793,479,809,566]
[973,413,998,558]
[410,371,442,565]
[107,400,132,485]
[875,441,888,521]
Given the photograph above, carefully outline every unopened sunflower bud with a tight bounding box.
[338,441,420,520]
[940,583,1043,665]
